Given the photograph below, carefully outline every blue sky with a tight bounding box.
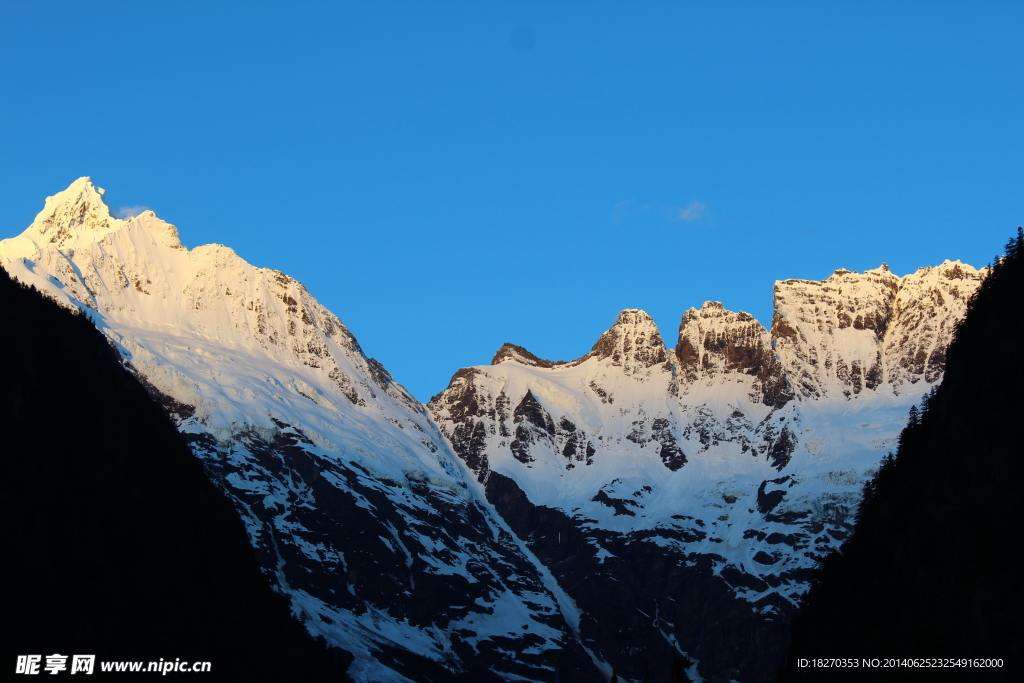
[2,1,1021,401]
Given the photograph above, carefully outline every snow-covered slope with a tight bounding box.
[429,264,983,682]
[1,179,600,682]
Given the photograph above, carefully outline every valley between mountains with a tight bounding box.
[1,179,986,682]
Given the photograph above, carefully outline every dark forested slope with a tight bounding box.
[2,265,352,680]
[781,229,1023,681]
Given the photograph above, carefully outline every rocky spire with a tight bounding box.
[590,309,669,375]
[27,177,118,247]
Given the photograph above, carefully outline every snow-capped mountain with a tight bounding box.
[428,263,983,682]
[0,179,601,682]
[2,178,984,683]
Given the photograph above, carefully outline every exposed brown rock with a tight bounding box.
[590,309,668,374]
[491,343,562,368]
[677,301,793,408]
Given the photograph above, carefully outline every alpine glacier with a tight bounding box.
[1,178,984,683]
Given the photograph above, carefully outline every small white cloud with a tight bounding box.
[676,200,708,223]
[614,199,710,224]
[117,206,152,219]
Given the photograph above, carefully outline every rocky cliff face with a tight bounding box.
[771,263,981,399]
[1,179,601,682]
[676,301,793,408]
[882,262,981,390]
[429,263,983,682]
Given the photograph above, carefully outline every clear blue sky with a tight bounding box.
[2,1,1021,401]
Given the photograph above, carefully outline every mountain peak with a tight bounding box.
[676,301,791,407]
[1,178,185,256]
[865,263,893,275]
[39,177,109,218]
[931,259,981,281]
[590,308,669,373]
[694,300,756,322]
[613,308,655,324]
[27,177,118,247]
[491,343,561,368]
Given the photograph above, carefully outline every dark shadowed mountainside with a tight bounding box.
[2,265,353,680]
